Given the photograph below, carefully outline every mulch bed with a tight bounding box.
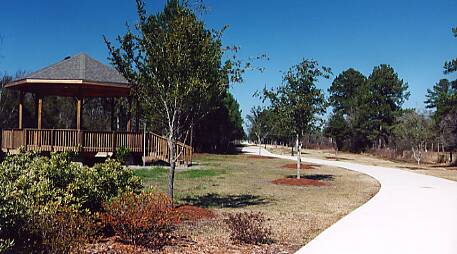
[83,236,149,253]
[272,178,327,187]
[281,163,316,170]
[247,155,276,159]
[85,206,216,253]
[175,205,216,221]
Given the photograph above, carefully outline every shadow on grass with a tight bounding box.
[324,156,353,161]
[398,166,429,171]
[182,193,270,208]
[286,174,335,181]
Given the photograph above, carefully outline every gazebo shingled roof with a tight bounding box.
[5,53,135,130]
[5,53,131,97]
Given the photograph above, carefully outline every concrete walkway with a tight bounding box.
[242,146,457,254]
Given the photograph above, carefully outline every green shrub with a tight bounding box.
[0,151,143,252]
[0,238,14,253]
[114,146,131,165]
[103,191,180,249]
[71,159,143,211]
[224,212,272,245]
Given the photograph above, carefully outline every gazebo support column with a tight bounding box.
[76,97,83,130]
[127,97,132,132]
[18,91,24,129]
[37,96,43,129]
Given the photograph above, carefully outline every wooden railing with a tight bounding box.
[146,132,193,164]
[1,129,192,165]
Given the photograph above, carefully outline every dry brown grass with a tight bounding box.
[267,145,457,182]
[127,153,380,253]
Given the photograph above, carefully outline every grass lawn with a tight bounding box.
[134,153,380,253]
[267,145,457,182]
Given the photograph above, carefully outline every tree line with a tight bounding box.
[248,26,456,166]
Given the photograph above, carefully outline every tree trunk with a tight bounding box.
[296,135,301,179]
[190,122,194,149]
[167,135,177,204]
[412,146,421,165]
[258,137,261,155]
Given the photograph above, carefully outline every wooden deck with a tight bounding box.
[1,129,192,165]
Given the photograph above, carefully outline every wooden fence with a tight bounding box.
[1,129,192,165]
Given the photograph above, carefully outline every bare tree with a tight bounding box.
[247,107,272,155]
[392,111,432,165]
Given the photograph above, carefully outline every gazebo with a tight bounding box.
[1,53,191,165]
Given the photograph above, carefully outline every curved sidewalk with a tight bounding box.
[242,146,457,254]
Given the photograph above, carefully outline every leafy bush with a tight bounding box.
[224,212,272,245]
[0,238,14,253]
[0,151,142,252]
[72,159,143,211]
[114,146,131,165]
[103,192,180,249]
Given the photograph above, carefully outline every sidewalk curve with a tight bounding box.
[242,146,457,254]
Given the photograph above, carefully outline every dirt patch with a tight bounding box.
[281,163,316,170]
[272,178,327,187]
[161,239,298,254]
[247,155,276,159]
[176,205,216,221]
[83,236,150,253]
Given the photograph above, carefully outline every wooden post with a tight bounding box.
[37,96,43,129]
[76,98,83,130]
[76,98,83,150]
[18,91,24,129]
[50,129,54,152]
[112,131,117,153]
[127,97,132,132]
[143,124,146,167]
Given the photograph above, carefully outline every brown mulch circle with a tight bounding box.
[272,178,327,187]
[175,205,216,221]
[281,163,316,170]
[247,155,276,159]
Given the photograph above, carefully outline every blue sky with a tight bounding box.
[0,0,456,122]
